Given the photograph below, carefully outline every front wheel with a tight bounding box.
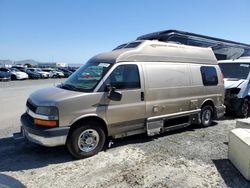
[200,106,213,127]
[236,98,249,118]
[66,123,106,159]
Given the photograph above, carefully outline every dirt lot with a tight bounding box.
[0,80,250,188]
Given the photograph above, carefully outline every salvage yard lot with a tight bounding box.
[0,79,250,187]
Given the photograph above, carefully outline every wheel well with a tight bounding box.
[68,116,108,137]
[245,96,250,101]
[201,100,215,112]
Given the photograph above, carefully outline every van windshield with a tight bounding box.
[219,63,250,80]
[61,61,112,92]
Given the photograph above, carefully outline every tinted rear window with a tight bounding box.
[200,66,218,86]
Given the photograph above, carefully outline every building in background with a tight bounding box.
[38,62,67,68]
[0,60,13,68]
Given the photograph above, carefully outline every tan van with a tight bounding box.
[20,40,225,158]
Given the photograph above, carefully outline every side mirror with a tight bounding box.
[106,84,122,101]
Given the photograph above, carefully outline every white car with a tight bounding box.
[9,68,29,80]
[42,68,65,78]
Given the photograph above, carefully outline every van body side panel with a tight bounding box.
[144,62,193,118]
[188,64,206,109]
[189,64,225,111]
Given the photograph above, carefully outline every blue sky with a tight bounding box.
[0,0,250,64]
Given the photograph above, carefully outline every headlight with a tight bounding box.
[36,106,58,116]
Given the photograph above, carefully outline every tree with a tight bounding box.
[24,63,32,68]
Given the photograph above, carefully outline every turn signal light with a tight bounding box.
[34,119,58,127]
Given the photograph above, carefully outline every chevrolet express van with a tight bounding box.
[219,57,250,117]
[20,40,225,158]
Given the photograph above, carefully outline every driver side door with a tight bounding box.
[99,63,146,135]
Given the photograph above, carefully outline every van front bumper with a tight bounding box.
[214,105,226,119]
[20,113,70,147]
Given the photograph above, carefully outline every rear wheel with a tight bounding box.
[11,75,16,80]
[66,123,106,159]
[237,98,249,118]
[200,105,213,127]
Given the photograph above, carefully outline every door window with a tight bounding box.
[100,64,141,91]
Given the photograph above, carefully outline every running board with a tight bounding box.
[146,109,200,136]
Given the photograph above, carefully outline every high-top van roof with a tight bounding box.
[90,40,217,65]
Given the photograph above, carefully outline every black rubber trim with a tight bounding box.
[225,98,243,112]
[21,113,69,138]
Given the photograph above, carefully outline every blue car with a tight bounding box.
[0,68,11,81]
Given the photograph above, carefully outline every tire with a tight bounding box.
[11,75,16,80]
[236,98,249,118]
[66,122,106,159]
[200,105,213,127]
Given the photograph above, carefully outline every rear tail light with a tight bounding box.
[221,73,224,84]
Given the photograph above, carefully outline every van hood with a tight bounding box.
[224,78,245,89]
[29,86,88,106]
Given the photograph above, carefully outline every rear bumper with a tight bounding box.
[0,77,10,81]
[20,113,69,147]
[214,105,226,119]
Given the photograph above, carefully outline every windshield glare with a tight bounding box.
[62,61,112,92]
[219,63,250,80]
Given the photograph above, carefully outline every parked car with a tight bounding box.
[68,67,79,72]
[42,68,64,78]
[219,57,250,117]
[11,66,27,73]
[19,40,225,159]
[25,69,41,79]
[58,68,73,77]
[27,68,50,78]
[9,68,29,80]
[0,67,11,81]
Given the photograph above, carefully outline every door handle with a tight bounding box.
[141,92,144,101]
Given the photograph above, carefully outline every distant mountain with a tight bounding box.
[14,59,42,65]
[0,59,80,67]
[0,59,54,66]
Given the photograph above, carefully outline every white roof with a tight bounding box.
[92,40,217,65]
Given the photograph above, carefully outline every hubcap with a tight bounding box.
[202,109,211,125]
[78,129,99,152]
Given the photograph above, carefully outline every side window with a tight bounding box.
[0,68,7,72]
[200,66,218,86]
[100,64,141,91]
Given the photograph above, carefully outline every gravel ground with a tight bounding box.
[0,80,250,187]
[1,119,250,187]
